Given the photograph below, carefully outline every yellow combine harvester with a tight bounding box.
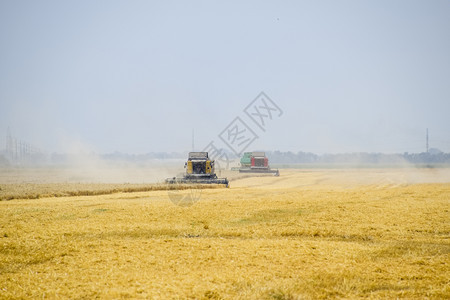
[166,152,229,187]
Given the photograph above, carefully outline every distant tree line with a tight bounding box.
[1,149,450,167]
[266,150,450,166]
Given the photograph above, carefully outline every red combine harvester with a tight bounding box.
[239,152,279,176]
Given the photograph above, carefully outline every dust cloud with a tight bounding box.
[0,154,184,184]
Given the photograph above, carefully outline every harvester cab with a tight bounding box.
[166,152,229,187]
[185,152,214,178]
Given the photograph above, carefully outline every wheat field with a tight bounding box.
[0,169,449,299]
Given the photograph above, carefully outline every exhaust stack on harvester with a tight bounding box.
[166,152,229,187]
[239,152,279,176]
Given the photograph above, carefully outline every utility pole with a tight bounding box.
[6,127,11,159]
[192,129,195,152]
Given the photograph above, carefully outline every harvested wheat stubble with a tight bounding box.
[0,168,449,299]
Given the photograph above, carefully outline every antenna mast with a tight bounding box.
[192,129,195,152]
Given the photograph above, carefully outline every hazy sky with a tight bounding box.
[1,1,449,155]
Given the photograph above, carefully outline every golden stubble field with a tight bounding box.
[0,168,449,299]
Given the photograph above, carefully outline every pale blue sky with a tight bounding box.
[1,1,449,154]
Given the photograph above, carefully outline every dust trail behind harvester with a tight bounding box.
[0,153,184,184]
